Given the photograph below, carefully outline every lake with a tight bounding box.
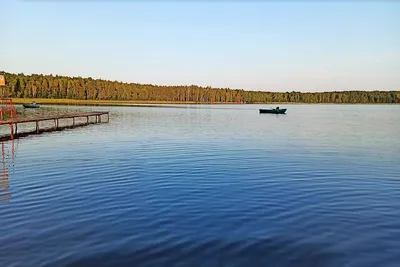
[1,104,399,267]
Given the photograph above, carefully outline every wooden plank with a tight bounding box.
[0,111,109,125]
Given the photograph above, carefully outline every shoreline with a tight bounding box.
[10,98,400,107]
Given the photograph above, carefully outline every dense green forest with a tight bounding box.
[1,72,399,103]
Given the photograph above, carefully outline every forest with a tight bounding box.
[1,72,399,104]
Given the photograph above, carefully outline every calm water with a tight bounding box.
[1,104,399,267]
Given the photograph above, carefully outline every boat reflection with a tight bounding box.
[1,140,17,204]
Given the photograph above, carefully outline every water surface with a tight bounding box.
[1,104,399,267]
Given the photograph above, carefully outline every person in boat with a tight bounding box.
[276,106,279,110]
[32,101,37,105]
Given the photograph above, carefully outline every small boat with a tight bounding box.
[23,102,40,109]
[259,106,287,114]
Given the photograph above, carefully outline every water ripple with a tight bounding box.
[0,104,399,267]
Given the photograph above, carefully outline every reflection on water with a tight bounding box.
[0,168,10,203]
[0,140,17,204]
[15,105,87,120]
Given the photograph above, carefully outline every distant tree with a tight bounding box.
[2,72,399,104]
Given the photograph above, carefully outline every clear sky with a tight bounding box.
[1,1,399,92]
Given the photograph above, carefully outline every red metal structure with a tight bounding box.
[0,74,19,140]
[0,74,18,203]
[0,98,18,122]
[0,74,18,121]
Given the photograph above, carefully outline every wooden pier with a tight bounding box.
[0,75,110,141]
[0,111,109,141]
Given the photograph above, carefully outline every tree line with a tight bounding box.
[1,72,399,104]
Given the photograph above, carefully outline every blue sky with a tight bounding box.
[1,1,399,92]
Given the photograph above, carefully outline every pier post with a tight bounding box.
[107,113,109,122]
[36,121,39,134]
[54,119,57,130]
[86,116,89,125]
[98,115,101,123]
[73,118,75,127]
[15,123,17,135]
[9,124,14,139]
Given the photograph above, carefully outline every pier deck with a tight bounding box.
[0,111,109,141]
